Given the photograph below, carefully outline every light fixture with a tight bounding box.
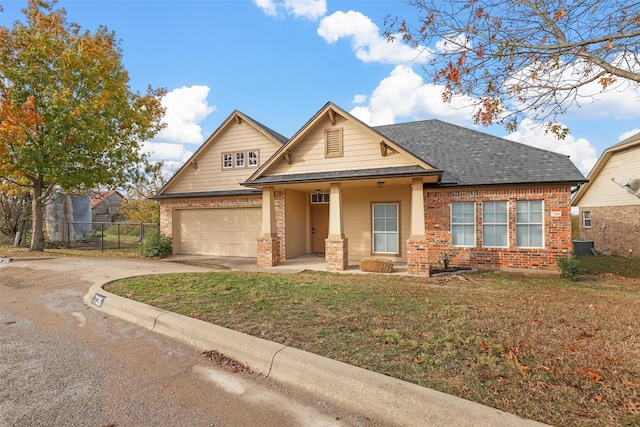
[315,189,321,193]
[377,181,385,188]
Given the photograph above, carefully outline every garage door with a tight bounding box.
[174,208,261,257]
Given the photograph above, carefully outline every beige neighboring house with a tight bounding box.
[155,102,585,275]
[572,132,640,256]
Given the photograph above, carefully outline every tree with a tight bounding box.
[0,180,30,244]
[119,161,166,224]
[385,0,640,136]
[0,0,166,251]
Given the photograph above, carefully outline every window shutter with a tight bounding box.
[325,128,343,158]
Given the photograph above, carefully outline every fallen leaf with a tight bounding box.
[567,344,577,351]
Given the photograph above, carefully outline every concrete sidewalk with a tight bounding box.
[4,256,548,426]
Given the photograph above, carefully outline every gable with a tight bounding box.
[576,147,640,207]
[263,109,428,177]
[571,133,640,207]
[160,113,284,195]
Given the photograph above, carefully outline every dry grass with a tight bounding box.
[106,268,640,426]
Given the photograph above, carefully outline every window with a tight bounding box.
[248,150,259,167]
[325,128,343,158]
[310,193,329,204]
[451,202,475,246]
[516,200,543,248]
[222,153,232,169]
[373,203,398,254]
[483,201,508,247]
[235,152,245,168]
[583,211,591,228]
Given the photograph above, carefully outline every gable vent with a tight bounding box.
[325,128,343,158]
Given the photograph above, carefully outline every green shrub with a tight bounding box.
[557,255,581,280]
[141,231,172,258]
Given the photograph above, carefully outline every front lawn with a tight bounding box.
[107,269,640,427]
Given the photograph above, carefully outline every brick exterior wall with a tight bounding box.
[325,238,348,271]
[257,237,281,267]
[274,191,287,261]
[407,240,430,276]
[579,205,640,256]
[158,195,262,238]
[424,185,574,271]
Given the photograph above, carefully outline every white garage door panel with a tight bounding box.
[175,208,260,257]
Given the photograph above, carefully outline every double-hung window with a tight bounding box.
[235,152,245,168]
[451,202,475,246]
[372,203,398,254]
[482,201,508,247]
[516,200,543,248]
[222,153,233,169]
[248,150,259,167]
[582,211,591,228]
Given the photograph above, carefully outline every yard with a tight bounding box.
[1,244,637,426]
[103,256,640,427]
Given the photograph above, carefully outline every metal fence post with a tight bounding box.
[101,223,104,252]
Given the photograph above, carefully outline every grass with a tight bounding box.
[106,268,640,427]
[2,244,638,425]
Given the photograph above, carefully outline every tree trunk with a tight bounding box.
[29,176,46,252]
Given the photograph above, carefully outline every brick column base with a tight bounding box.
[325,238,348,271]
[407,240,430,276]
[257,237,280,267]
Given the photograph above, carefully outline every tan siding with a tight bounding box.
[285,190,307,258]
[342,185,411,262]
[166,122,280,194]
[268,116,419,175]
[579,149,640,207]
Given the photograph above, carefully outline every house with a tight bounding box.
[91,190,125,223]
[572,132,640,256]
[155,102,586,275]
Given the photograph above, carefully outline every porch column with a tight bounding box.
[326,183,348,271]
[257,186,280,267]
[407,178,430,276]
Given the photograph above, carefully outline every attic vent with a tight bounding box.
[325,128,343,158]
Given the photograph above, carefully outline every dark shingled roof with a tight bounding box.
[248,166,441,185]
[152,189,261,200]
[373,119,586,186]
[243,112,289,145]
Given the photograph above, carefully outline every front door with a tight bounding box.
[311,204,329,253]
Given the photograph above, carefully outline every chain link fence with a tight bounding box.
[47,222,160,253]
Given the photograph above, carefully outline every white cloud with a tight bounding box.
[504,119,597,175]
[317,11,430,64]
[154,85,216,145]
[254,0,326,19]
[618,128,640,142]
[349,65,477,126]
[352,94,367,104]
[142,142,189,162]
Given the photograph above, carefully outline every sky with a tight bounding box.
[1,0,639,178]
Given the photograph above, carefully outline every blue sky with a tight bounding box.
[2,0,639,177]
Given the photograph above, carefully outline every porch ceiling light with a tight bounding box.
[377,181,385,188]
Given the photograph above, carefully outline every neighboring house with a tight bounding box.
[572,132,640,256]
[45,192,92,242]
[91,190,125,223]
[155,102,585,275]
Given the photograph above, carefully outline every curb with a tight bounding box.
[84,282,549,427]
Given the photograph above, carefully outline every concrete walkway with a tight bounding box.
[3,256,548,426]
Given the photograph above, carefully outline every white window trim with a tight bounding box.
[248,150,259,167]
[582,211,591,228]
[482,201,509,248]
[451,202,476,247]
[372,202,399,255]
[235,152,245,168]
[222,153,233,169]
[516,200,545,249]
